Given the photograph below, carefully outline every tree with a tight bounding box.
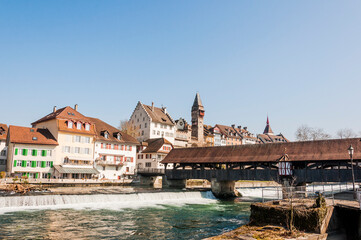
[336,128,357,139]
[119,119,139,138]
[295,125,331,141]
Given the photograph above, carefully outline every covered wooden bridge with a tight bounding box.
[161,138,361,197]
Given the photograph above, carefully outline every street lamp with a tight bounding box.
[348,145,356,194]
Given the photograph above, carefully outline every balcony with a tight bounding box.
[95,160,123,166]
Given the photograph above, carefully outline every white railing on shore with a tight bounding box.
[0,178,133,184]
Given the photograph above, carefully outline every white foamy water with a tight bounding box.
[0,191,217,214]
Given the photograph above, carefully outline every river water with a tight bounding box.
[0,191,251,240]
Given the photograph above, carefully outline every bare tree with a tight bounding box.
[119,119,139,138]
[336,128,357,139]
[295,125,331,141]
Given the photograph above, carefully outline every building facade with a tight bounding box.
[6,125,58,178]
[129,102,176,144]
[0,124,8,172]
[174,118,191,148]
[137,138,173,170]
[89,117,138,180]
[32,105,99,179]
[214,124,258,145]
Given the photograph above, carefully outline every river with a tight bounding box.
[0,190,251,239]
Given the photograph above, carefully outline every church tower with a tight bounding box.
[263,116,274,135]
[191,93,205,144]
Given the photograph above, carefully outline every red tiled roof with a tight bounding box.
[8,125,58,145]
[32,106,92,125]
[87,117,139,145]
[0,124,8,141]
[141,138,172,153]
[161,138,361,164]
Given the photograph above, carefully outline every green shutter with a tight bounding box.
[23,149,28,156]
[13,160,17,167]
[48,173,51,179]
[22,160,26,167]
[15,148,18,155]
[31,161,36,168]
[35,173,39,179]
[50,161,53,168]
[41,161,46,168]
[42,150,47,157]
[32,150,37,156]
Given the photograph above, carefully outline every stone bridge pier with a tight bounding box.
[211,179,239,199]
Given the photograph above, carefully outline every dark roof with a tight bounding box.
[141,138,173,153]
[8,125,58,145]
[87,117,139,144]
[0,124,8,141]
[258,133,289,144]
[263,116,273,134]
[215,124,257,140]
[142,103,175,126]
[161,138,361,164]
[192,93,204,111]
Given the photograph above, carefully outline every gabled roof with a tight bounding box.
[258,133,289,144]
[32,106,91,125]
[8,125,58,145]
[0,123,8,141]
[87,117,139,145]
[141,138,172,153]
[161,138,361,164]
[141,103,175,126]
[215,124,256,140]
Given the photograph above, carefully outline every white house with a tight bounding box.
[88,117,139,180]
[137,138,173,171]
[0,124,8,172]
[129,102,175,144]
[6,125,58,179]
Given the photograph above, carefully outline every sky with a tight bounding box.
[1,1,361,140]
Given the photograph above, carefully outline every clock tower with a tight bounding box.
[191,93,205,145]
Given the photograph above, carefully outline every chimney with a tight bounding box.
[163,107,167,114]
[243,127,248,131]
[237,125,242,129]
[74,104,78,111]
[231,124,235,128]
[152,102,154,112]
[53,106,57,113]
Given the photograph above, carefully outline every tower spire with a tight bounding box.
[263,115,273,135]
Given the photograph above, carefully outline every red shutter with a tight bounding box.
[131,157,133,162]
[101,143,103,149]
[130,146,132,151]
[121,145,124,150]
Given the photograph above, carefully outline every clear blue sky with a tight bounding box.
[1,1,361,140]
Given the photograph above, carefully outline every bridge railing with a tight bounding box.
[136,168,165,175]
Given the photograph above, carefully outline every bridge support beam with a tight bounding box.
[211,179,239,199]
[139,175,162,188]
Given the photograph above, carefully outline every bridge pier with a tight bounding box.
[139,175,163,188]
[211,179,239,199]
[162,176,187,189]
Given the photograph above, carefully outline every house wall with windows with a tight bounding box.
[0,140,7,172]
[94,141,136,179]
[136,138,173,170]
[7,143,56,179]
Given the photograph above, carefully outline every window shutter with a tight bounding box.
[130,146,132,151]
[42,150,47,157]
[131,157,133,163]
[15,148,18,155]
[13,160,17,167]
[23,149,28,156]
[35,173,39,179]
[31,161,36,168]
[22,160,26,167]
[41,161,46,168]
[32,150,37,156]
[50,161,53,167]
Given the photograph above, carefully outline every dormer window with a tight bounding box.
[68,121,73,128]
[85,123,90,131]
[101,130,109,139]
[77,122,82,130]
[104,132,108,139]
[117,133,121,140]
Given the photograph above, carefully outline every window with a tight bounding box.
[141,130,144,136]
[27,161,31,167]
[104,132,108,139]
[154,123,158,128]
[145,162,151,167]
[37,161,41,167]
[84,148,90,155]
[117,133,121,140]
[153,130,156,135]
[77,122,82,130]
[1,150,6,156]
[17,161,22,167]
[84,137,90,143]
[46,161,52,167]
[75,147,80,154]
[64,146,70,153]
[85,123,90,131]
[74,136,81,142]
[144,123,147,128]
[68,121,73,128]
[42,173,48,179]
[157,131,160,135]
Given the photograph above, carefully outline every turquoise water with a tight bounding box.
[0,200,251,239]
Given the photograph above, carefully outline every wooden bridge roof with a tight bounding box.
[161,138,361,164]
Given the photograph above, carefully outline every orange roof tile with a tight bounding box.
[8,125,58,145]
